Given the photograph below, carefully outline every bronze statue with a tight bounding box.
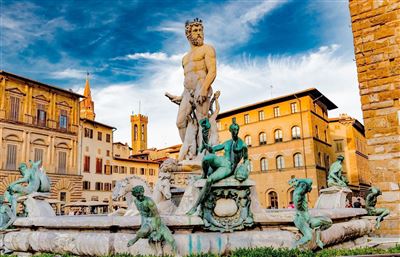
[127,186,177,254]
[0,195,16,230]
[365,187,390,229]
[289,178,332,249]
[5,160,51,214]
[327,155,348,188]
[187,121,249,215]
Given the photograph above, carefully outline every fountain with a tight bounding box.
[0,18,385,256]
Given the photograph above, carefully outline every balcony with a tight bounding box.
[0,113,78,135]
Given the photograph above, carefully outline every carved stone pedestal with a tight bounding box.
[315,186,352,209]
[194,177,255,232]
[18,193,55,217]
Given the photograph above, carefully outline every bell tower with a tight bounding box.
[80,73,95,120]
[131,114,148,154]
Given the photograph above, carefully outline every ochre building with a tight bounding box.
[216,88,338,208]
[349,0,400,235]
[0,70,83,203]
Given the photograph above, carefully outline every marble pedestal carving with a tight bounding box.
[194,177,255,232]
[18,193,55,217]
[315,186,352,209]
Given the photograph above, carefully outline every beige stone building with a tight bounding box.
[349,0,400,235]
[329,114,371,195]
[0,70,83,203]
[112,142,159,188]
[217,88,338,208]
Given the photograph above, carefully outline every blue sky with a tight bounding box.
[0,0,361,148]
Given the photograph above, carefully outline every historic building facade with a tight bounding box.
[79,79,159,203]
[349,0,400,235]
[0,70,83,202]
[216,88,338,208]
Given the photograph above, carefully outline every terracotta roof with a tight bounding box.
[113,156,160,164]
[80,118,116,129]
[217,88,337,119]
[0,70,84,98]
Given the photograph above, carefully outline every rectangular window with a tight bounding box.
[335,140,344,152]
[130,167,136,174]
[83,181,91,190]
[36,104,47,127]
[59,110,68,129]
[106,134,111,143]
[140,168,145,175]
[84,156,90,172]
[119,166,125,174]
[95,182,103,191]
[6,144,17,170]
[9,96,20,121]
[273,107,280,117]
[244,114,250,124]
[96,158,102,174]
[58,151,67,174]
[113,165,118,174]
[258,111,265,121]
[34,148,44,163]
[104,183,112,191]
[59,192,67,202]
[106,150,110,157]
[149,169,154,176]
[104,165,111,175]
[97,132,102,141]
[84,128,93,138]
[290,102,298,113]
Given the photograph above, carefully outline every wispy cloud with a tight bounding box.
[112,52,183,62]
[155,1,287,52]
[0,1,73,51]
[50,68,87,79]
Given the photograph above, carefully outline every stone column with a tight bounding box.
[349,0,400,236]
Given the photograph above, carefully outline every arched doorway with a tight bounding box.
[266,191,279,209]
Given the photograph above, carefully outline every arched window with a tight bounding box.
[289,190,294,203]
[274,129,283,142]
[260,158,268,171]
[248,159,253,172]
[245,135,252,146]
[276,155,285,170]
[141,124,145,141]
[259,132,266,145]
[268,191,279,209]
[134,124,138,140]
[291,126,301,139]
[293,153,303,167]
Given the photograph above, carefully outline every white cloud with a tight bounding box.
[112,52,183,62]
[50,68,87,79]
[0,2,73,51]
[87,44,361,149]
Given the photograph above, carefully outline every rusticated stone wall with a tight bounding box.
[349,0,399,236]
